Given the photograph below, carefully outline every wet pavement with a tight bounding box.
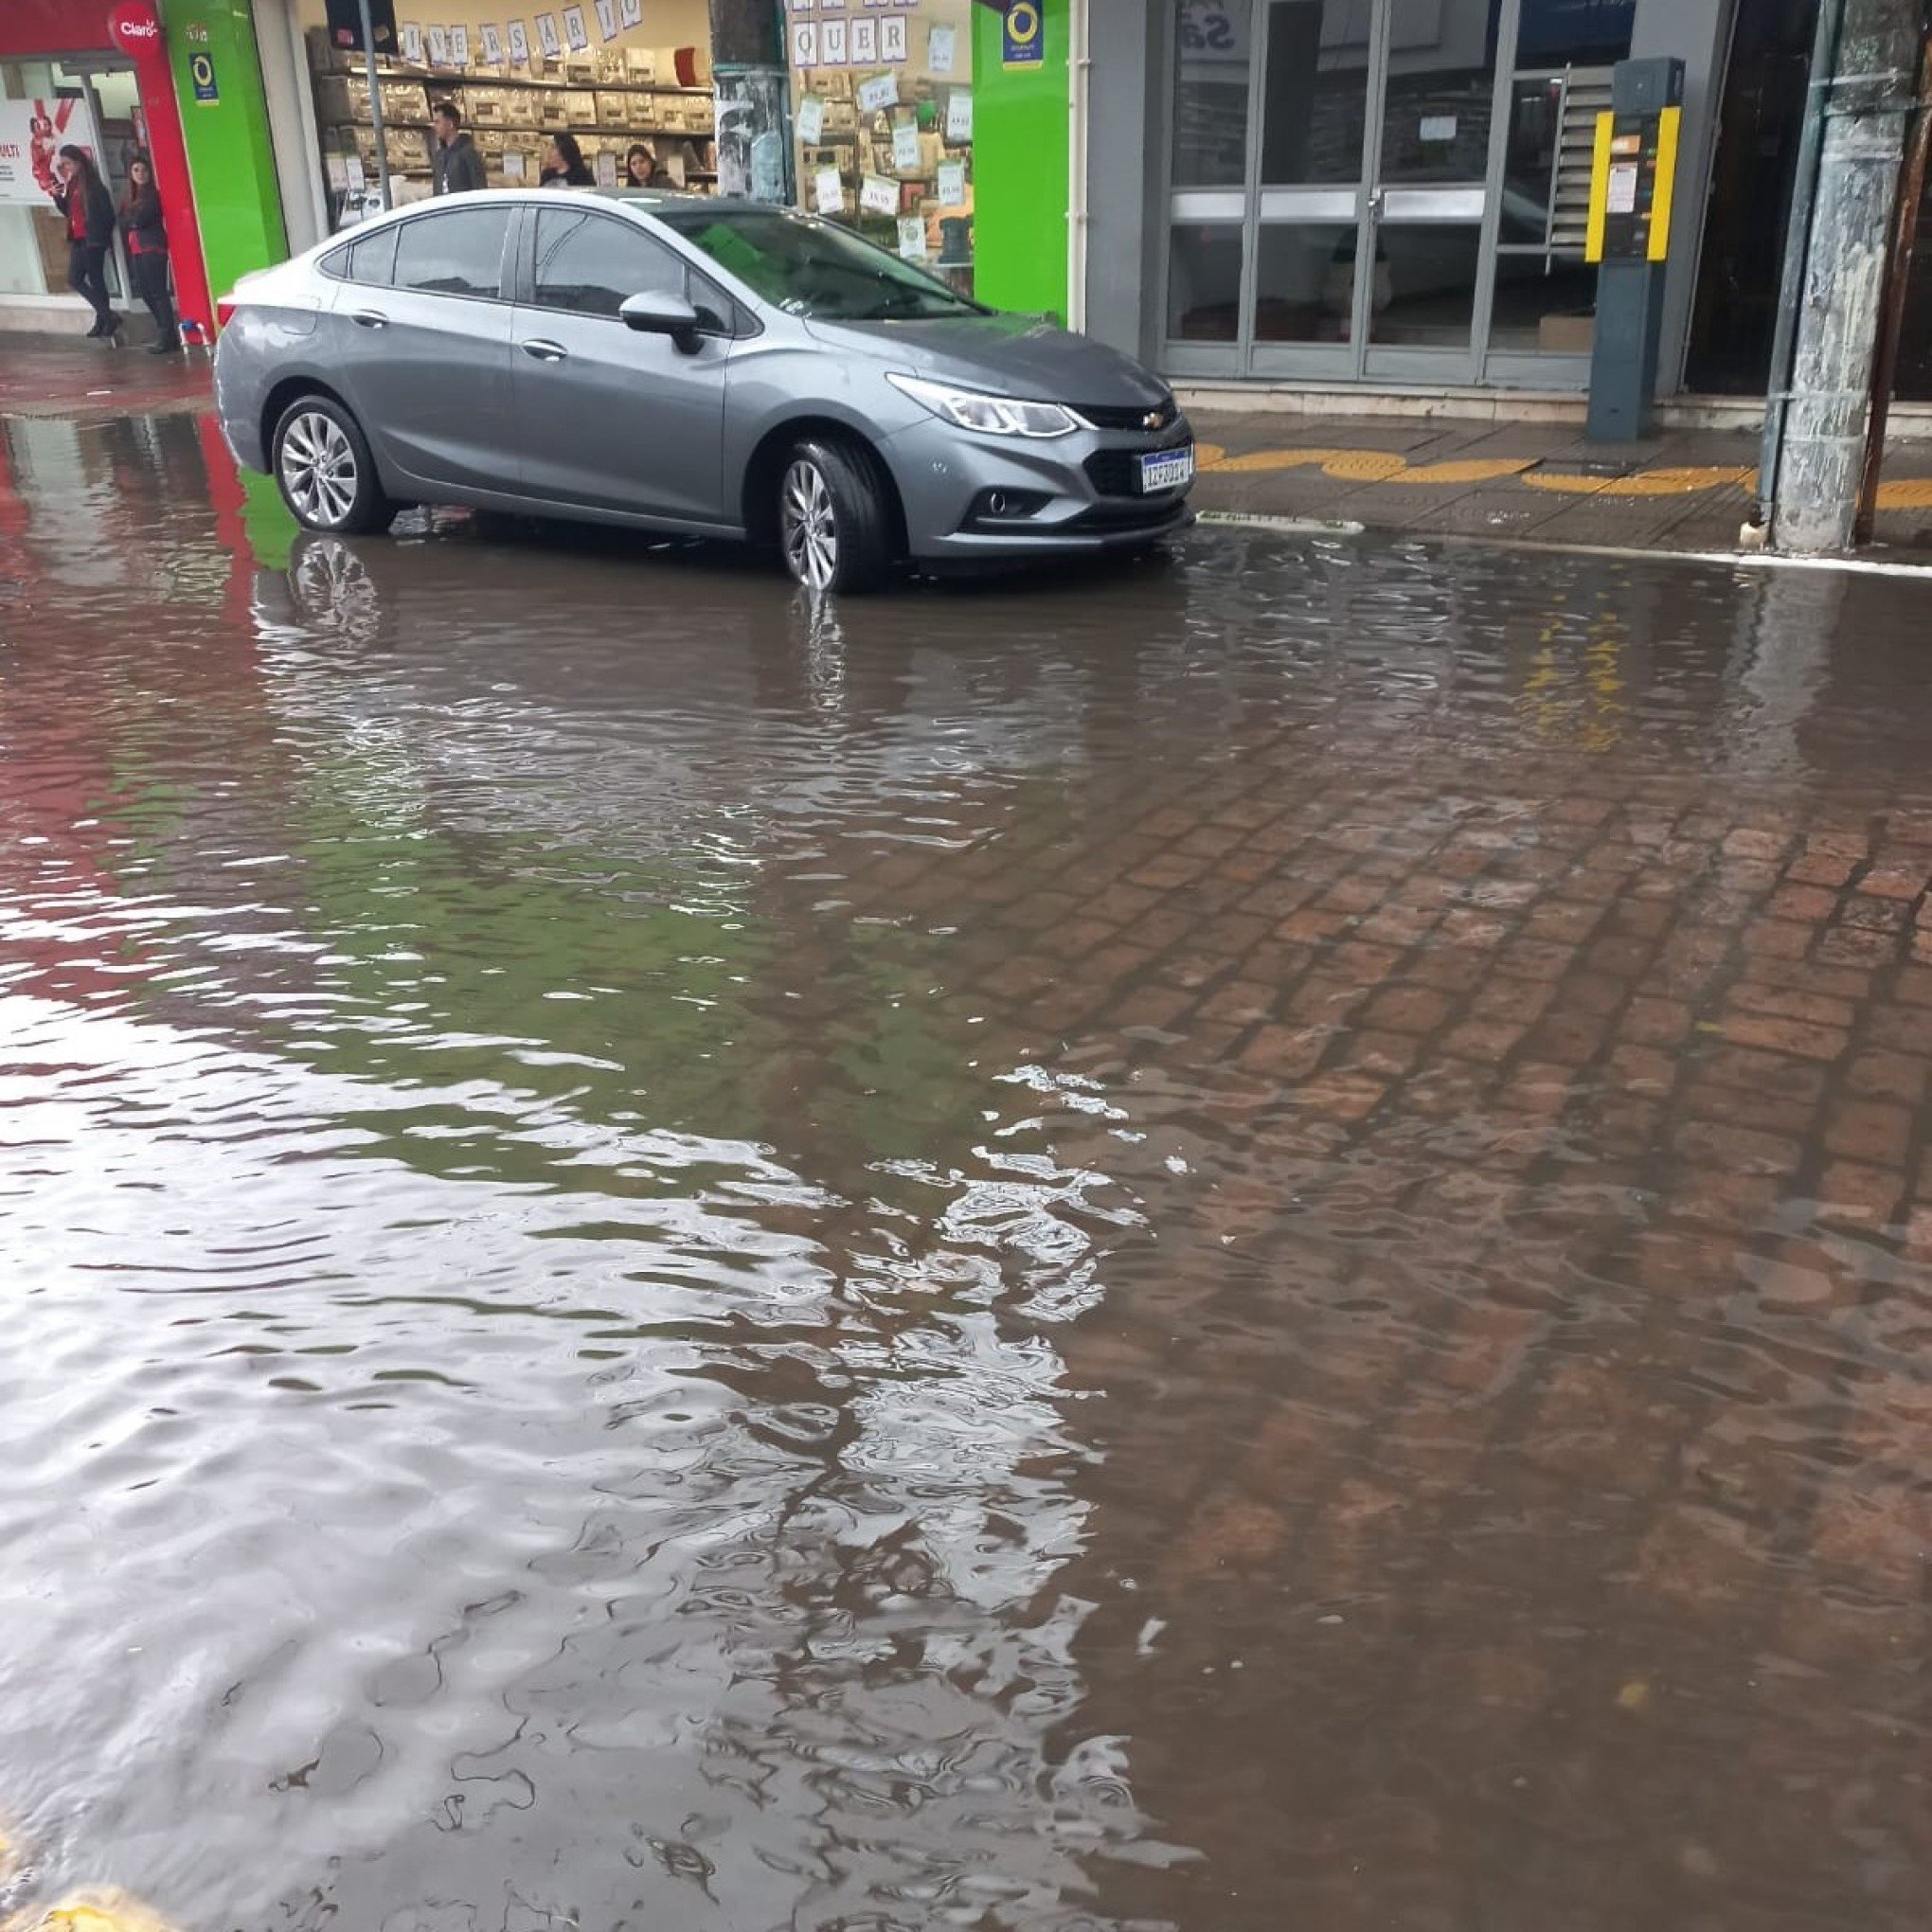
[2,408,1931,1932]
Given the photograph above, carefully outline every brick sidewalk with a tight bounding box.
[1190,405,1932,556]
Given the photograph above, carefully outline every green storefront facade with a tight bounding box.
[164,0,288,306]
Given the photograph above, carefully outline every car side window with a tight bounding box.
[530,207,690,319]
[393,206,511,300]
[347,224,398,288]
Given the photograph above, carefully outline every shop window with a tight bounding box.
[1167,223,1243,341]
[787,0,976,295]
[531,206,684,314]
[297,2,717,226]
[393,205,510,298]
[1173,0,1255,188]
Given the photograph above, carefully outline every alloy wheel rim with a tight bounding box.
[780,459,838,592]
[280,412,359,528]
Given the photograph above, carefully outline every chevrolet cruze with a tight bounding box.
[214,190,1196,593]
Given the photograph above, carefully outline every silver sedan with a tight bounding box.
[213,191,1195,593]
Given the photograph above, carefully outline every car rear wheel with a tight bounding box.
[274,395,393,536]
[778,439,891,595]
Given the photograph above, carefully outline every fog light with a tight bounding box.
[963,487,1052,530]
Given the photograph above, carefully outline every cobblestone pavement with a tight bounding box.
[1,407,1930,1931]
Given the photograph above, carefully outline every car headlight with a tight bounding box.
[886,373,1080,438]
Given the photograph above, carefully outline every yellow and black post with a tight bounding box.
[1583,58,1684,443]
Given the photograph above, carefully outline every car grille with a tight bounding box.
[1077,398,1180,433]
[1084,425,1193,499]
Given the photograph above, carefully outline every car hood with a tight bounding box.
[805,313,1171,408]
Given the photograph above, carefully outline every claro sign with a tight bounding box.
[107,1,164,56]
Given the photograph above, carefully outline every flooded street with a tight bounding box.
[3,410,1931,1932]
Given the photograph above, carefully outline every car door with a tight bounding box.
[511,205,731,526]
[331,204,518,495]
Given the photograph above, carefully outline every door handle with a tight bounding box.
[350,309,387,329]
[520,339,568,363]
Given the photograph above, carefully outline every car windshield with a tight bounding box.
[656,206,981,322]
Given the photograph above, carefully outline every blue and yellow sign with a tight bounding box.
[1001,0,1044,69]
[189,50,220,104]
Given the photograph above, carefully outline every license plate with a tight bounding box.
[1139,446,1194,493]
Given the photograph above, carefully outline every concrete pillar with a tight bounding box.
[709,0,793,203]
[1774,0,1923,554]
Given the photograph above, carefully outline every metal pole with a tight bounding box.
[358,0,394,212]
[1756,0,1848,529]
[1853,26,1932,543]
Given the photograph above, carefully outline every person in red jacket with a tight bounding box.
[53,145,117,341]
[117,153,178,354]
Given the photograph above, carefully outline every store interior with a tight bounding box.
[295,0,716,223]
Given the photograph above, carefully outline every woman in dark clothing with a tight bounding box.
[624,142,671,188]
[53,145,116,340]
[540,132,595,188]
[118,153,178,355]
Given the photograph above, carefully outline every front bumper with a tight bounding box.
[885,413,1197,561]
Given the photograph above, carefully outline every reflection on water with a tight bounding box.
[2,413,1930,1931]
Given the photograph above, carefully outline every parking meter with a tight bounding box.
[1584,57,1685,443]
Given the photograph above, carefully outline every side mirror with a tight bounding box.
[619,289,701,353]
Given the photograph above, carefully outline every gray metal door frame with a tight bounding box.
[1158,0,1529,385]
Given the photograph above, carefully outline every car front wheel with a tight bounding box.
[778,439,891,595]
[273,395,393,536]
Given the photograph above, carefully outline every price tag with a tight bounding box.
[854,72,897,112]
[944,88,972,142]
[896,215,927,260]
[937,158,965,204]
[860,173,897,215]
[796,93,825,143]
[891,118,920,171]
[926,23,955,74]
[814,166,846,213]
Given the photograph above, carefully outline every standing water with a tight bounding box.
[1,412,1928,1931]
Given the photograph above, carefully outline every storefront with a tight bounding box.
[782,0,979,295]
[245,0,717,237]
[1082,0,1834,402]
[0,0,211,336]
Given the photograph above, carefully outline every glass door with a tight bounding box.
[1163,0,1522,385]
[1359,0,1504,382]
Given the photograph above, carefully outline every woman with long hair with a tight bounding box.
[53,144,116,340]
[118,152,178,354]
[540,131,595,188]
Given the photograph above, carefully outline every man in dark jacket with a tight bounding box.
[430,102,487,195]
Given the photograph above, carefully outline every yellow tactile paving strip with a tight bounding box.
[1195,442,1932,510]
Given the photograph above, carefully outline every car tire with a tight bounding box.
[273,394,394,537]
[778,438,892,595]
